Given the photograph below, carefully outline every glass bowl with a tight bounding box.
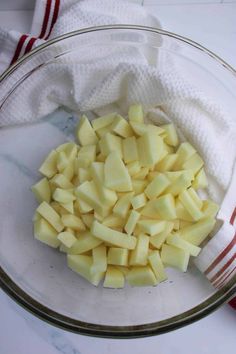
[0,25,235,338]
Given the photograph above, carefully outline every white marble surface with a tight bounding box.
[0,2,236,353]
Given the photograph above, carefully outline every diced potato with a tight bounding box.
[132,179,148,194]
[161,244,190,272]
[128,104,144,123]
[113,192,134,218]
[96,153,106,162]
[107,248,129,266]
[61,214,86,231]
[77,145,96,164]
[155,154,178,172]
[53,188,76,204]
[102,214,125,228]
[130,122,164,136]
[145,173,170,200]
[179,189,203,221]
[56,142,78,161]
[182,153,204,175]
[37,201,63,232]
[64,227,75,235]
[103,266,125,288]
[91,245,107,273]
[127,266,157,287]
[148,250,167,283]
[173,142,196,170]
[91,221,137,250]
[96,124,113,138]
[202,200,219,218]
[187,187,203,209]
[74,198,93,214]
[78,167,92,184]
[138,220,166,236]
[57,231,77,248]
[141,199,160,219]
[131,193,147,210]
[149,221,174,249]
[60,201,74,214]
[99,133,123,158]
[126,161,141,176]
[179,220,192,229]
[122,136,138,163]
[166,233,201,257]
[133,167,149,180]
[50,174,73,189]
[192,168,208,189]
[165,172,192,197]
[175,199,194,222]
[62,161,75,181]
[111,115,133,137]
[50,201,67,216]
[34,217,60,248]
[75,181,103,213]
[154,194,176,220]
[173,219,180,230]
[31,178,51,203]
[179,217,216,246]
[165,171,183,182]
[66,231,103,254]
[67,254,104,286]
[76,157,90,169]
[104,152,132,192]
[81,214,94,228]
[130,234,149,266]
[39,150,58,178]
[115,266,130,276]
[76,115,98,146]
[57,151,69,172]
[91,113,116,131]
[124,210,140,235]
[137,131,164,167]
[161,124,179,147]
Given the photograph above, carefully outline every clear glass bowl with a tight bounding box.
[0,25,235,338]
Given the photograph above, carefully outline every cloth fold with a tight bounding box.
[0,0,235,305]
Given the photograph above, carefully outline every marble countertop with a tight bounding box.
[0,1,236,353]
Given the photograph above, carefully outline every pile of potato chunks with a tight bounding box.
[32,104,219,288]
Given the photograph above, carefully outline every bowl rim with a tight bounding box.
[0,24,235,338]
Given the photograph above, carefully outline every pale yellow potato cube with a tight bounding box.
[95,124,113,138]
[34,217,60,248]
[91,245,107,273]
[175,199,194,221]
[173,219,180,230]
[91,221,137,250]
[91,113,116,130]
[60,201,74,214]
[187,187,203,209]
[76,157,90,169]
[165,172,192,197]
[104,152,132,192]
[154,194,176,220]
[50,174,74,189]
[122,136,138,163]
[64,227,75,235]
[56,142,78,161]
[99,133,123,158]
[179,189,203,221]
[31,177,51,203]
[53,188,76,204]
[141,199,160,219]
[57,151,69,172]
[111,115,133,138]
[149,221,174,249]
[127,266,157,287]
[115,266,130,276]
[138,220,166,236]
[192,168,208,189]
[78,167,92,184]
[62,161,75,181]
[102,214,125,228]
[37,201,63,232]
[57,231,77,248]
[133,167,149,180]
[166,233,201,257]
[126,161,141,176]
[132,179,148,194]
[161,124,179,147]
[202,200,219,218]
[173,142,196,170]
[96,153,106,162]
[107,248,129,266]
[94,211,105,222]
[50,201,67,216]
[179,217,216,246]
[148,250,167,283]
[39,150,58,178]
[179,220,193,229]
[161,244,190,272]
[113,192,134,218]
[137,131,164,167]
[128,104,144,123]
[81,214,94,228]
[124,210,140,235]
[61,214,86,231]
[155,154,178,172]
[130,122,164,136]
[67,254,104,286]
[76,115,98,146]
[131,193,147,210]
[144,173,170,200]
[103,266,125,288]
[77,145,96,164]
[182,153,204,175]
[74,198,93,214]
[165,171,183,182]
[129,234,149,266]
[147,171,159,182]
[75,181,103,213]
[66,231,103,254]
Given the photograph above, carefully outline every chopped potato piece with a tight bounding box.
[39,150,58,178]
[76,115,98,146]
[81,214,94,228]
[187,187,203,209]
[165,171,192,197]
[61,214,86,231]
[182,153,204,175]
[103,266,125,288]
[175,199,194,222]
[50,174,73,189]
[145,173,170,200]
[124,210,140,235]
[166,233,201,257]
[132,179,148,194]
[53,188,76,204]
[133,167,149,180]
[131,193,147,210]
[138,220,166,236]
[149,221,174,249]
[161,244,190,272]
[37,201,63,232]
[57,231,77,248]
[192,168,208,189]
[57,151,69,172]
[91,245,107,273]
[111,115,133,138]
[78,167,92,184]
[128,104,144,123]
[122,136,138,163]
[104,152,132,192]
[127,266,156,287]
[60,201,74,214]
[179,217,216,246]
[179,189,203,221]
[173,142,196,170]
[77,145,96,164]
[137,131,164,167]
[99,133,123,158]
[107,248,129,266]
[126,161,141,176]
[155,154,178,172]
[66,231,103,254]
[31,177,51,203]
[148,250,167,283]
[154,194,176,220]
[202,200,219,218]
[74,198,93,214]
[102,214,125,228]
[130,234,149,266]
[113,192,134,218]
[161,124,179,147]
[91,113,116,130]
[34,217,60,248]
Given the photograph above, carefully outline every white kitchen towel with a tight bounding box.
[0,0,235,304]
